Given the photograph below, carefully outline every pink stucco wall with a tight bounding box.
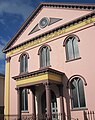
[7,6,95,119]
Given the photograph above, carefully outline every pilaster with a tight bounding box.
[4,57,11,115]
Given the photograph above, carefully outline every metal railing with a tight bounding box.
[65,114,78,120]
[0,113,78,120]
[84,111,95,120]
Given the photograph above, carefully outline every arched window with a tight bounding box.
[70,77,86,109]
[64,35,80,61]
[19,52,29,73]
[38,45,51,68]
[21,89,28,111]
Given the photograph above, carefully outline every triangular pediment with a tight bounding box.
[28,17,62,35]
[3,3,95,53]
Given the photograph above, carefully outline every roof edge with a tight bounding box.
[42,2,95,6]
[3,2,95,53]
[12,67,64,80]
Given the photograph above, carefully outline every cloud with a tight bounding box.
[0,37,7,60]
[0,47,5,59]
[0,19,6,25]
[0,0,34,19]
[0,61,5,73]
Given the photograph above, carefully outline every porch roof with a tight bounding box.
[12,68,64,87]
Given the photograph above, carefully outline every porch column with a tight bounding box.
[16,88,22,120]
[45,82,52,120]
[30,86,36,120]
[58,84,66,120]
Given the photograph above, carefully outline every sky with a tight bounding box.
[0,0,95,74]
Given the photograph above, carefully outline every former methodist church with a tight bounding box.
[3,2,95,120]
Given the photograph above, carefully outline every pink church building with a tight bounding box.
[3,2,95,120]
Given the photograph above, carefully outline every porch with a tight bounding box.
[13,68,66,120]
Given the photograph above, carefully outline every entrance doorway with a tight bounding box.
[41,90,58,119]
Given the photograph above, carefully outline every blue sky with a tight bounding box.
[0,0,95,74]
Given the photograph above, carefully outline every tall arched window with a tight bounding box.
[38,45,51,68]
[21,89,28,111]
[19,52,29,73]
[70,77,86,109]
[64,35,80,61]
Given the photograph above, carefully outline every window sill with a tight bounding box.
[66,57,81,63]
[39,65,51,70]
[19,71,28,75]
[71,107,88,111]
[21,110,29,113]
